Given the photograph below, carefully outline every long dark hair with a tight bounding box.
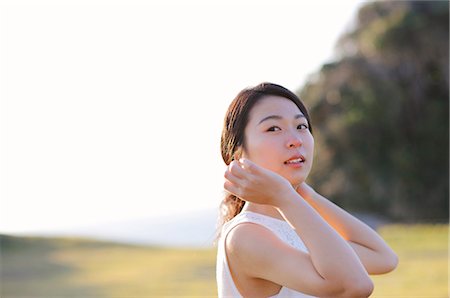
[217,82,313,237]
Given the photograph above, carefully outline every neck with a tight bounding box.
[241,202,285,221]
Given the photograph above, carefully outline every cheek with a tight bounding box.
[307,135,314,152]
[304,135,314,164]
[305,135,315,170]
[245,137,281,167]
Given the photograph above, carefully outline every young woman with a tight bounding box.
[216,83,398,298]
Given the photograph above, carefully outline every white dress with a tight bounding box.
[216,211,316,298]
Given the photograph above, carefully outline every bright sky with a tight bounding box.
[0,0,366,233]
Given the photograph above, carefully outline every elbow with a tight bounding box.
[378,250,399,274]
[326,276,374,298]
[342,277,374,298]
[351,278,374,298]
[386,252,399,272]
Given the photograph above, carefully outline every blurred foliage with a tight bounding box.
[299,1,449,221]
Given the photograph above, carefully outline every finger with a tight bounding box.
[224,168,243,187]
[224,162,246,182]
[239,158,261,174]
[223,179,241,198]
[229,160,247,179]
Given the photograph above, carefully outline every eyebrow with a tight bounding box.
[258,114,305,125]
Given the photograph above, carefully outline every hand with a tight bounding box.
[295,182,316,202]
[224,158,296,207]
[295,182,315,199]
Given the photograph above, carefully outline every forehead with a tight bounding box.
[249,95,303,121]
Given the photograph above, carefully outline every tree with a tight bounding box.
[299,1,449,221]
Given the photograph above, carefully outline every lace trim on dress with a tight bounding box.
[240,211,308,252]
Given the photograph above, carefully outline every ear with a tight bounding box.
[233,146,243,161]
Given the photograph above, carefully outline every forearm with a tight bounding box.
[302,190,378,244]
[300,187,398,273]
[276,191,370,285]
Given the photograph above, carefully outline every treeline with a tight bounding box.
[299,1,448,222]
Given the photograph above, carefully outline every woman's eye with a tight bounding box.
[267,126,281,132]
[297,124,309,130]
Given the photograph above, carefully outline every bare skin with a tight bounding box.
[242,183,398,275]
[223,96,397,297]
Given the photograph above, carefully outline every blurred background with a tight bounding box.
[1,0,448,297]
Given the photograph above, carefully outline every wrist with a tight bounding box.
[274,188,303,210]
[296,183,317,201]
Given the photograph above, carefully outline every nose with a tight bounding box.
[287,132,302,148]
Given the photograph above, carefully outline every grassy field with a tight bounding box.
[1,224,448,297]
[370,224,448,298]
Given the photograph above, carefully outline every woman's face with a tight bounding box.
[242,95,314,186]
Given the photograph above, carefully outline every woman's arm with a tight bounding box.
[224,158,374,297]
[296,182,398,275]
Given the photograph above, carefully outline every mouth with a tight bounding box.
[284,155,306,165]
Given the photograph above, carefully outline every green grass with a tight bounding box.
[371,224,448,298]
[1,224,448,297]
[1,235,217,297]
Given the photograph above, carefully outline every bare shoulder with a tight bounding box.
[224,222,337,296]
[225,222,282,273]
[226,222,276,251]
[225,223,285,296]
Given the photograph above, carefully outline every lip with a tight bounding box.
[284,154,306,168]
